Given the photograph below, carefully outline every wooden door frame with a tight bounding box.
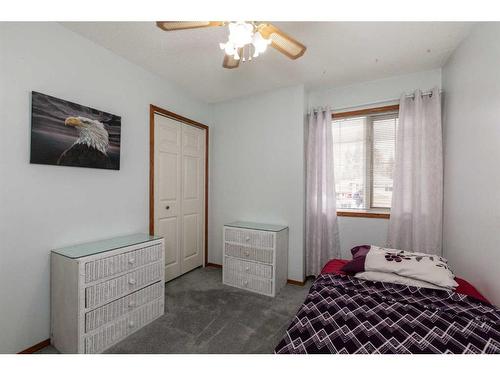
[149,104,209,267]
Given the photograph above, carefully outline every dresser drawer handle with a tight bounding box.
[244,251,250,257]
[128,321,135,328]
[128,258,135,265]
[243,280,248,286]
[128,300,136,308]
[245,267,250,272]
[245,237,250,242]
[128,278,136,285]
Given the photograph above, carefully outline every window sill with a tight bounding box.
[337,210,390,219]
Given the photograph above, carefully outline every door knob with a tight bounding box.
[166,205,170,210]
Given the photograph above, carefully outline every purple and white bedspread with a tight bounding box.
[275,274,500,354]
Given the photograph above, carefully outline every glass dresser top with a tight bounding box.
[52,233,162,259]
[224,221,288,232]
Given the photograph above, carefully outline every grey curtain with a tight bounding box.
[305,108,340,276]
[387,88,443,255]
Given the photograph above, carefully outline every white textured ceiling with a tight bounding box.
[61,22,474,103]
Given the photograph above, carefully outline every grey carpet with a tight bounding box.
[37,266,311,354]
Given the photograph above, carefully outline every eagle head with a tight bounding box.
[64,116,109,154]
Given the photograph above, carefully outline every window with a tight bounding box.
[332,106,398,215]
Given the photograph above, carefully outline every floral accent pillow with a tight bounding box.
[341,245,458,289]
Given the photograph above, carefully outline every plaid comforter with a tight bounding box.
[275,274,500,354]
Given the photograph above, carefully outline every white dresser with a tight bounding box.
[50,234,165,353]
[222,222,288,297]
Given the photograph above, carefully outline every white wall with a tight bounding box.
[337,218,389,258]
[210,86,305,281]
[0,22,211,353]
[308,69,442,256]
[442,23,500,306]
[308,69,442,109]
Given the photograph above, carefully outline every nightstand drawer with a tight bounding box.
[224,256,273,279]
[222,223,288,298]
[224,227,274,248]
[224,242,273,264]
[223,271,273,296]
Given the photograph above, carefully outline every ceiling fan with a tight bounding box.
[156,21,307,69]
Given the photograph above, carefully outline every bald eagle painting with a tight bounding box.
[30,92,121,170]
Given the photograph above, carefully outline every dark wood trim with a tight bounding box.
[149,106,155,236]
[18,338,50,354]
[149,105,210,267]
[332,104,399,119]
[150,105,209,130]
[206,262,222,269]
[287,279,306,286]
[337,210,390,219]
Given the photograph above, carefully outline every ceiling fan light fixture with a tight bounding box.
[219,21,273,62]
[228,21,254,47]
[252,31,272,55]
[155,21,306,69]
[220,42,236,56]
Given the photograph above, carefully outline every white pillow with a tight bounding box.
[355,271,447,291]
[364,246,458,289]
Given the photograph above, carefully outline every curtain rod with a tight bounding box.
[313,89,443,114]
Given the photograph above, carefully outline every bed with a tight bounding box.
[275,258,500,354]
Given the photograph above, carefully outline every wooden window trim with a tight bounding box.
[337,210,390,219]
[332,104,399,119]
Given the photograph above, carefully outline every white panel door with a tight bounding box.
[154,114,181,281]
[181,125,206,274]
[154,114,205,281]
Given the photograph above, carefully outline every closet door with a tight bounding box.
[180,125,205,274]
[154,114,182,281]
[154,113,206,282]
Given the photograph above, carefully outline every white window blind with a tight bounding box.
[332,111,398,210]
[371,114,398,208]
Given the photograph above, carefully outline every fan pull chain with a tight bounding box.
[241,44,255,63]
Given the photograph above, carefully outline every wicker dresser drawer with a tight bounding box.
[85,281,164,333]
[84,298,164,354]
[84,243,162,283]
[85,262,163,309]
[224,242,274,264]
[224,256,273,279]
[51,235,165,353]
[224,227,274,248]
[223,271,273,295]
[223,223,288,297]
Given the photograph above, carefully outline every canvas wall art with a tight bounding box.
[30,91,121,170]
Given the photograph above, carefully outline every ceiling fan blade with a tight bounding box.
[257,23,306,60]
[156,21,224,31]
[222,50,241,69]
